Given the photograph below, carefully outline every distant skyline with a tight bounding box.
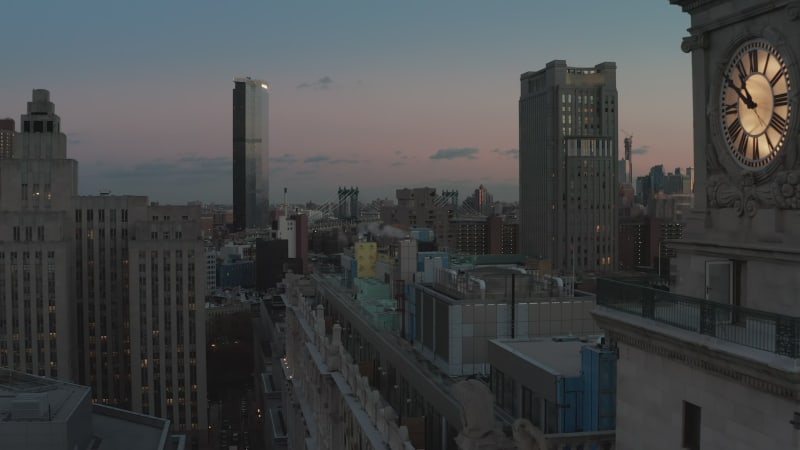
[0,1,692,205]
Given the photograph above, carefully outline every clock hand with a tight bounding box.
[725,75,758,109]
[752,107,767,128]
[738,72,757,108]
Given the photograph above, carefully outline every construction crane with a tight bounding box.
[620,129,634,184]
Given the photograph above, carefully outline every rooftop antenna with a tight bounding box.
[283,187,288,215]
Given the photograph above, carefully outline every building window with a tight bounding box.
[682,401,701,450]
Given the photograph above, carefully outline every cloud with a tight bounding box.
[297,76,334,89]
[330,159,359,165]
[391,162,405,167]
[304,155,330,163]
[271,153,297,165]
[632,146,649,155]
[430,147,480,160]
[393,150,411,161]
[492,148,519,159]
[88,155,232,179]
[78,155,234,203]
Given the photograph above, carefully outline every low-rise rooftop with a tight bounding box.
[495,338,588,377]
[0,369,180,450]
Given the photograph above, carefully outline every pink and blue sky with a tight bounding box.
[0,1,692,205]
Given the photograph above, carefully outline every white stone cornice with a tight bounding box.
[667,238,800,262]
[592,306,800,401]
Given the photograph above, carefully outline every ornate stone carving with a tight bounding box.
[452,379,515,450]
[681,32,708,53]
[772,170,800,208]
[672,0,715,14]
[452,379,496,439]
[512,419,546,450]
[706,172,788,216]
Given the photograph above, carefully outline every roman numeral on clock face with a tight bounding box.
[736,59,748,79]
[749,50,759,73]
[774,93,788,107]
[752,135,760,159]
[770,69,784,88]
[765,132,774,151]
[728,119,743,142]
[737,133,749,156]
[770,113,787,135]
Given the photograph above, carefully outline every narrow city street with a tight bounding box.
[209,386,265,450]
[206,311,265,450]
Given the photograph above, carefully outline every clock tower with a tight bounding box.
[671,0,800,317]
[591,2,800,449]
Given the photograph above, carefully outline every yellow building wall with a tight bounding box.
[355,242,378,278]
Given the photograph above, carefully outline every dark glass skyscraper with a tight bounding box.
[232,77,269,231]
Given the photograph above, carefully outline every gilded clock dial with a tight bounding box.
[720,39,792,169]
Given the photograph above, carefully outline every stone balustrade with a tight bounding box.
[301,298,416,450]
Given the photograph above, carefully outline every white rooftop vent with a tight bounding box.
[10,393,49,421]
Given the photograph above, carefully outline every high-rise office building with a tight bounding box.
[0,90,77,380]
[74,197,209,442]
[128,204,208,438]
[232,77,269,231]
[74,195,147,409]
[519,60,618,273]
[0,118,14,159]
[1,90,207,446]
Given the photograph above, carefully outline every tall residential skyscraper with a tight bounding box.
[519,60,618,273]
[232,77,269,231]
[0,118,14,159]
[0,90,78,379]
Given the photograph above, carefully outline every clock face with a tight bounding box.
[720,39,792,170]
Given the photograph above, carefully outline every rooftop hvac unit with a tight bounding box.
[10,393,50,421]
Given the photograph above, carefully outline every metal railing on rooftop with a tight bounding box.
[597,278,800,358]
